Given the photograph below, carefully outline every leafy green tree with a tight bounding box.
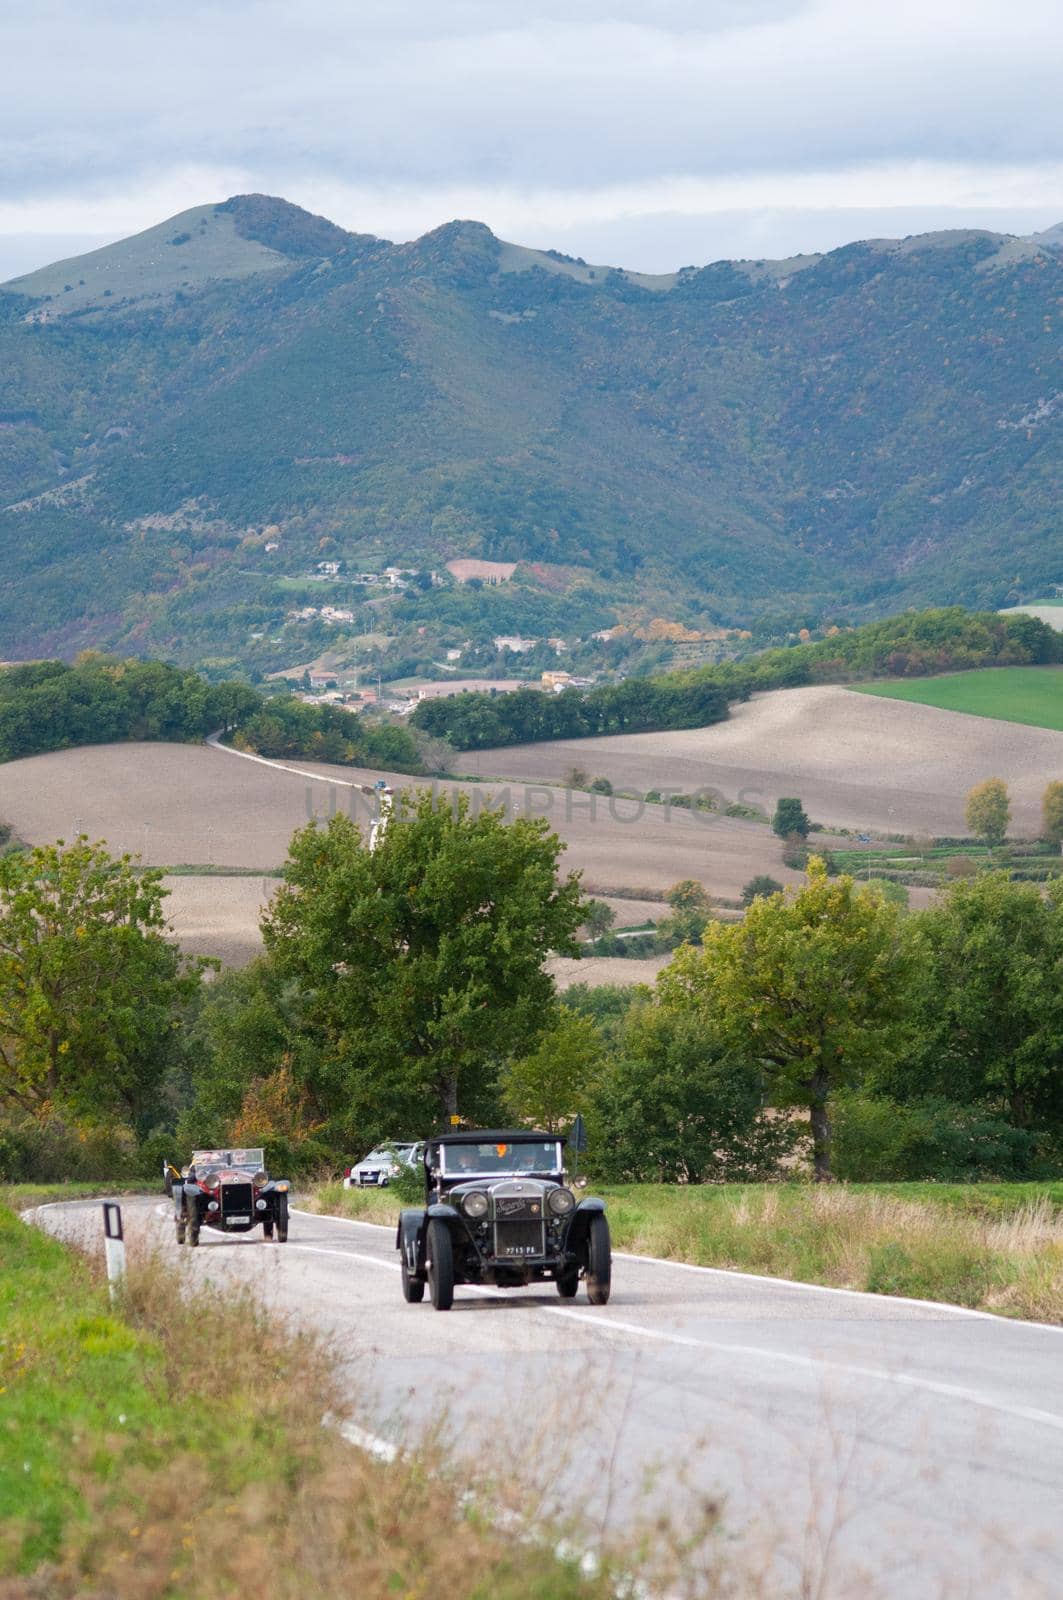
[562,982,648,1050]
[0,838,205,1128]
[588,1004,798,1182]
[884,874,1063,1128]
[263,791,585,1131]
[965,777,1010,847]
[582,900,616,941]
[659,858,914,1180]
[741,875,784,906]
[1042,781,1063,848]
[501,1006,604,1133]
[772,797,810,840]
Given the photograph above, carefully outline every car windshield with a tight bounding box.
[362,1148,398,1162]
[440,1141,561,1177]
[192,1147,264,1172]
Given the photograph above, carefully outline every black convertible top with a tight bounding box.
[428,1127,566,1146]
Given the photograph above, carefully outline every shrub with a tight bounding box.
[831,1093,1044,1182]
[773,797,810,840]
[741,875,783,905]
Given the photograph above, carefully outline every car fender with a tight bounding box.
[566,1196,606,1249]
[397,1207,427,1271]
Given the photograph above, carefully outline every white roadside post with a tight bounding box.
[102,1202,126,1300]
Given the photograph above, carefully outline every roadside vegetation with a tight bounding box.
[0,1203,633,1599]
[302,1180,1063,1323]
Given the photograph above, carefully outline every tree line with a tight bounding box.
[3,797,1063,1190]
[411,607,1062,750]
[410,674,731,751]
[0,655,421,772]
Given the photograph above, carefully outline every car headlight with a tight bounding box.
[254,1169,268,1186]
[547,1187,576,1217]
[462,1191,488,1219]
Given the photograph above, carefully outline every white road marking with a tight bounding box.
[294,1209,1063,1434]
[27,1200,1063,1433]
[293,1207,1063,1337]
[340,1421,399,1462]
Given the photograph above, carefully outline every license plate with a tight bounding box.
[225,1215,250,1225]
[501,1244,538,1256]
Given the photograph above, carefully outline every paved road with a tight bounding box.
[31,1197,1063,1598]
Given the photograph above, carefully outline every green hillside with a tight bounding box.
[853,666,1063,731]
[1,197,1062,664]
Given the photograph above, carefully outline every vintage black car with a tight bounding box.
[171,1147,291,1245]
[397,1128,611,1310]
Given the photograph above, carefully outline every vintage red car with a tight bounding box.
[172,1147,290,1245]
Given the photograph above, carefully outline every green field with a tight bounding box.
[853,666,1063,731]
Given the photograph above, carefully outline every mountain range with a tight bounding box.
[1,193,1061,664]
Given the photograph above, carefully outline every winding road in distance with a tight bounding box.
[32,1196,1063,1599]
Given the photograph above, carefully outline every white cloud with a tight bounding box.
[1,0,1061,269]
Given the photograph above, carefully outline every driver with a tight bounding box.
[453,1146,481,1174]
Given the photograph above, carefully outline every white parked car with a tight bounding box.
[344,1141,422,1188]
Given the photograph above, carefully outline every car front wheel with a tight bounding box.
[426,1219,454,1310]
[275,1194,289,1243]
[586,1214,611,1305]
[556,1265,579,1298]
[175,1214,186,1245]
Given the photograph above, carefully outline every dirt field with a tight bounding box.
[470,685,1063,836]
[160,875,274,966]
[547,953,668,990]
[0,740,817,964]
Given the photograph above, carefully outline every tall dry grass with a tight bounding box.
[4,1212,762,1600]
[603,1184,1063,1321]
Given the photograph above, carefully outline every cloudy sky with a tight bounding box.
[2,0,1061,279]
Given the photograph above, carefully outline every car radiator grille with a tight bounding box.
[494,1219,546,1258]
[221,1183,254,1216]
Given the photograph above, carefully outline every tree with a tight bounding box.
[656,879,713,949]
[965,778,1010,848]
[772,797,810,840]
[500,1006,604,1133]
[0,838,204,1128]
[741,876,783,906]
[1042,781,1063,848]
[581,899,615,941]
[658,858,914,1180]
[262,791,585,1132]
[588,1004,798,1182]
[883,874,1063,1129]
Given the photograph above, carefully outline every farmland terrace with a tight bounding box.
[469,685,1063,837]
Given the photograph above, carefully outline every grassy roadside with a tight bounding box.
[2,1181,148,1210]
[0,1204,629,1599]
[302,1180,1063,1323]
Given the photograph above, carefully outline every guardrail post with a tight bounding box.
[102,1202,126,1300]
